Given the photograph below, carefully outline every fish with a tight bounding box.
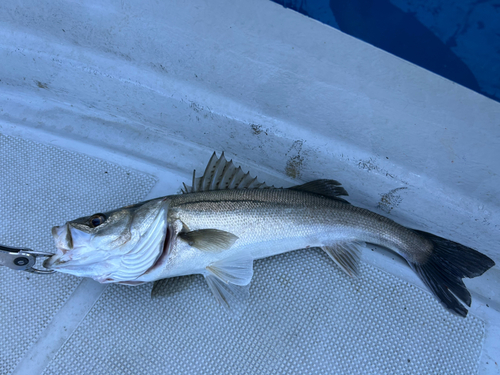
[44,152,495,317]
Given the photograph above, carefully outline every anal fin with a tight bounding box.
[322,242,364,277]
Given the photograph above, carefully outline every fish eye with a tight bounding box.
[89,214,106,228]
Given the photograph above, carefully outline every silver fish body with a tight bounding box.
[146,189,430,278]
[44,153,495,317]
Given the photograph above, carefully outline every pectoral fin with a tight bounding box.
[322,242,364,277]
[204,255,254,312]
[179,229,238,252]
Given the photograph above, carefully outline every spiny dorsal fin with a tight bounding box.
[288,179,350,204]
[181,152,273,193]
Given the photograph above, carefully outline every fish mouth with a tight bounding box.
[44,227,65,269]
[44,224,78,269]
[45,201,171,282]
[43,251,61,270]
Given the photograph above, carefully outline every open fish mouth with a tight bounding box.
[43,225,74,269]
[45,202,171,283]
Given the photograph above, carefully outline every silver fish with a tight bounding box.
[44,153,495,316]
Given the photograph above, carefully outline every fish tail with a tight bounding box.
[409,230,495,317]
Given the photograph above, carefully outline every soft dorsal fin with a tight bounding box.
[288,179,350,203]
[181,152,273,193]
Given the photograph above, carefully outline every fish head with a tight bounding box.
[44,198,170,283]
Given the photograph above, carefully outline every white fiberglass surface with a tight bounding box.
[0,0,498,374]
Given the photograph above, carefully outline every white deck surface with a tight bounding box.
[0,0,499,374]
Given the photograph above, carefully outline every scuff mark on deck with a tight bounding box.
[285,140,304,179]
[377,187,408,213]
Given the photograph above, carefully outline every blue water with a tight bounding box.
[273,0,500,102]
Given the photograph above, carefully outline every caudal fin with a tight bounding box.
[409,230,495,317]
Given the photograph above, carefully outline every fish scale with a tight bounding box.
[169,188,427,261]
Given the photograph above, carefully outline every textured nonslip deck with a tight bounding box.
[43,250,484,375]
[0,134,156,375]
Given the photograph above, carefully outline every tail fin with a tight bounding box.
[409,230,495,317]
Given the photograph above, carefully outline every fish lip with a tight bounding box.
[47,225,71,269]
[55,246,69,255]
[43,256,55,269]
[43,252,59,269]
[43,244,68,267]
[51,225,70,251]
[66,223,74,249]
